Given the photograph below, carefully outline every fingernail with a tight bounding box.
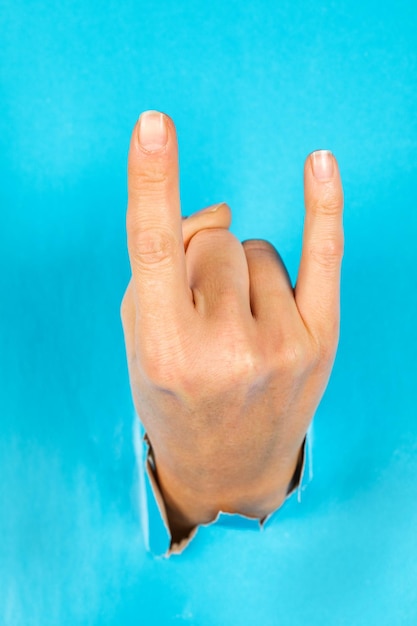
[138,110,168,152]
[192,202,227,216]
[310,150,334,181]
[205,202,228,213]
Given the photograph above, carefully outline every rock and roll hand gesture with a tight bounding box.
[121,111,344,543]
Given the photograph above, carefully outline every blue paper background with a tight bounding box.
[1,0,416,624]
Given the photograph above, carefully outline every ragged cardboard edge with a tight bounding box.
[133,414,150,550]
[141,429,202,557]
[134,416,314,557]
[143,433,171,536]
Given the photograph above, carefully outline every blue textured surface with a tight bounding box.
[1,1,416,624]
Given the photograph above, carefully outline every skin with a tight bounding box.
[121,110,344,544]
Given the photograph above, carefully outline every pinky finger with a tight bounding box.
[295,150,344,351]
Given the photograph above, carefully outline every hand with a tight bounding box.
[121,110,344,543]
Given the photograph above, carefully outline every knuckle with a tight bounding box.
[309,323,339,371]
[138,328,193,390]
[319,341,337,366]
[279,338,311,374]
[242,238,277,255]
[310,235,344,270]
[310,188,343,218]
[139,343,175,388]
[130,226,177,267]
[232,346,260,380]
[318,327,339,364]
[222,333,262,381]
[128,160,168,187]
[199,327,262,390]
[140,358,164,387]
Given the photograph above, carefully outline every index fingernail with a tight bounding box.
[138,110,168,152]
[310,150,334,181]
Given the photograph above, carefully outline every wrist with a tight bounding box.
[151,440,304,543]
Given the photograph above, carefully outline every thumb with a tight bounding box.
[182,202,231,250]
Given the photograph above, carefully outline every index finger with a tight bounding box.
[126,111,194,338]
